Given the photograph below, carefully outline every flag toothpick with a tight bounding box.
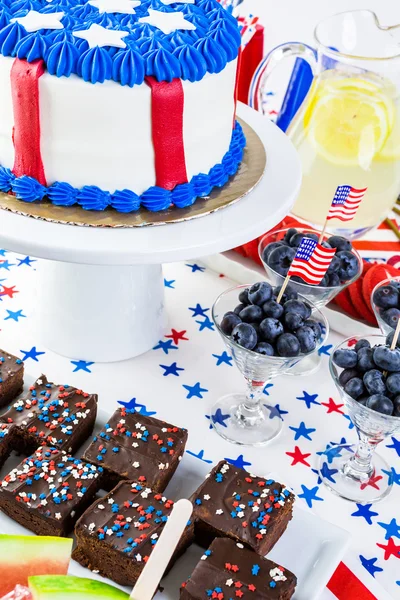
[390,318,400,351]
[319,185,368,243]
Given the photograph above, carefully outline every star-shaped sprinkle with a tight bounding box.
[224,454,251,469]
[376,537,400,560]
[164,278,175,288]
[0,260,15,271]
[296,390,320,409]
[153,339,178,354]
[88,0,141,14]
[386,436,400,457]
[185,263,205,273]
[160,362,184,377]
[4,309,26,322]
[377,518,400,540]
[195,317,214,332]
[71,359,94,373]
[188,303,209,318]
[20,346,45,362]
[165,329,188,344]
[351,503,378,525]
[321,397,344,414]
[264,403,288,420]
[285,446,311,467]
[319,461,338,483]
[186,449,212,464]
[212,351,233,366]
[289,421,316,441]
[382,467,400,486]
[207,409,229,429]
[298,484,324,508]
[11,10,64,32]
[359,555,383,578]
[73,23,129,49]
[182,382,208,399]
[16,256,36,267]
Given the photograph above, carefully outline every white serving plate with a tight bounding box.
[0,407,350,600]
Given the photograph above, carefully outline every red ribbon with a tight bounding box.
[11,58,47,185]
[145,76,188,190]
[327,562,377,600]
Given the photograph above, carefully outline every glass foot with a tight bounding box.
[318,444,393,503]
[284,352,322,376]
[210,393,283,446]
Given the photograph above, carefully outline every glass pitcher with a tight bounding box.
[251,10,400,239]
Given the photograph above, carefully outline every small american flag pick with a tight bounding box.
[326,185,367,222]
[288,238,336,285]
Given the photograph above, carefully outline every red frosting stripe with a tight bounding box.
[145,76,188,190]
[10,58,47,185]
[327,562,377,600]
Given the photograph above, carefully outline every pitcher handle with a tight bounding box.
[248,42,318,127]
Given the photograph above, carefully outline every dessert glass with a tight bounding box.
[371,276,400,336]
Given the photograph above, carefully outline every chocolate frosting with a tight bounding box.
[0,348,23,388]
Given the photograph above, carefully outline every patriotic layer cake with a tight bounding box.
[0,0,245,213]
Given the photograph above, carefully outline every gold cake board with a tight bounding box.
[0,118,266,229]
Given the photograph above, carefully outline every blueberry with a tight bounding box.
[355,339,371,352]
[249,322,261,337]
[276,333,300,357]
[304,319,322,340]
[254,342,275,356]
[262,300,284,319]
[289,232,318,247]
[386,373,400,395]
[363,369,386,395]
[344,377,365,399]
[248,281,273,305]
[358,397,368,406]
[231,323,257,350]
[268,245,296,276]
[336,251,359,281]
[273,284,298,303]
[318,275,330,287]
[328,235,352,252]
[296,326,317,353]
[220,312,241,335]
[386,331,400,348]
[238,288,250,305]
[333,348,358,368]
[284,228,298,243]
[373,285,399,310]
[373,346,400,371]
[234,303,246,315]
[366,394,394,415]
[259,318,284,342]
[284,299,311,319]
[327,272,340,287]
[357,347,375,371]
[327,255,341,274]
[262,242,286,263]
[339,368,359,386]
[393,396,400,417]
[321,241,332,249]
[283,311,304,331]
[239,305,263,323]
[381,307,400,328]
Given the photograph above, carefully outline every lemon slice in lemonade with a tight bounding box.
[304,77,394,166]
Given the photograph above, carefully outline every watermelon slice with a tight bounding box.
[0,536,72,596]
[28,576,129,599]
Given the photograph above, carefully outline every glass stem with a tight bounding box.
[235,379,266,426]
[343,431,376,482]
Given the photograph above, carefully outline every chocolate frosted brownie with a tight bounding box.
[83,407,188,492]
[0,349,24,409]
[190,461,295,555]
[181,538,297,600]
[73,480,194,586]
[0,375,97,455]
[0,423,17,469]
[0,446,101,536]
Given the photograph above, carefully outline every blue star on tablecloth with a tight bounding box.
[359,555,383,578]
[264,404,288,420]
[188,303,210,318]
[224,454,251,468]
[118,397,156,416]
[343,414,355,429]
[186,449,213,463]
[4,309,26,322]
[377,518,400,540]
[186,263,205,273]
[318,344,333,356]
[195,317,215,331]
[319,461,338,483]
[351,503,378,525]
[317,443,344,464]
[164,278,175,289]
[289,421,316,441]
[183,382,208,399]
[20,346,45,361]
[17,256,36,267]
[212,351,232,366]
[0,260,15,270]
[207,409,229,429]
[0,249,7,257]
[296,390,320,409]
[71,359,94,373]
[311,468,323,485]
[386,436,400,457]
[263,383,274,396]
[382,467,400,486]
[160,362,184,377]
[297,484,324,508]
[153,339,178,354]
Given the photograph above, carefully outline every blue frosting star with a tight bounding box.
[183,382,208,399]
[207,409,229,429]
[298,485,324,508]
[0,260,15,270]
[188,303,210,318]
[296,391,320,409]
[153,339,178,354]
[195,317,215,332]
[318,344,333,356]
[186,449,212,464]
[224,454,251,469]
[185,263,205,273]
[212,351,233,366]
[164,278,175,289]
[289,421,316,441]
[377,518,400,540]
[71,359,94,373]
[382,467,400,486]
[263,383,274,396]
[264,404,288,420]
[359,555,383,578]
[20,346,45,362]
[17,256,36,267]
[118,397,156,416]
[160,362,184,377]
[351,503,378,525]
[319,461,338,483]
[386,436,400,457]
[4,309,26,322]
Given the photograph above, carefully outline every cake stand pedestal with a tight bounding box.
[0,104,301,362]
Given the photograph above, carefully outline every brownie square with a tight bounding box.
[0,423,17,469]
[0,349,24,409]
[190,461,295,555]
[83,407,188,492]
[0,375,97,455]
[0,446,101,536]
[73,480,194,586]
[181,537,297,600]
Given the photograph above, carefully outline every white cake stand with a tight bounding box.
[0,103,301,362]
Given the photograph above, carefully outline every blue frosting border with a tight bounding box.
[0,121,245,213]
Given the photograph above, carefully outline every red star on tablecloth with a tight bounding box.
[360,474,383,490]
[376,537,400,560]
[285,445,311,467]
[321,397,345,414]
[165,329,189,345]
[347,338,358,347]
[0,285,19,298]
